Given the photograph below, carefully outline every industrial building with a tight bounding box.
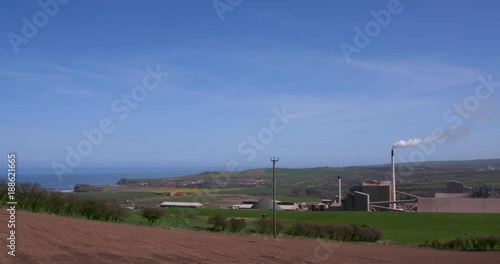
[417,198,500,213]
[361,180,393,202]
[158,202,203,208]
[343,180,394,211]
[339,179,499,213]
[446,180,466,193]
[231,198,298,211]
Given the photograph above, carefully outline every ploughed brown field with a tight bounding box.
[1,211,499,264]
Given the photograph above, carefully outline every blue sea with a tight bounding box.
[8,167,221,191]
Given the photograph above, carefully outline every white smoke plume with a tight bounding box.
[392,136,435,149]
[392,127,468,150]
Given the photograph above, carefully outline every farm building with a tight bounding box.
[231,198,299,210]
[231,204,253,209]
[158,202,203,208]
[278,202,299,211]
[309,203,329,211]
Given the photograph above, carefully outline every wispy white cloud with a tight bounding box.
[3,58,162,96]
[255,10,310,31]
[344,58,483,93]
[23,62,107,79]
[347,59,413,75]
[91,60,148,83]
[1,68,92,97]
[51,85,92,97]
[0,70,64,80]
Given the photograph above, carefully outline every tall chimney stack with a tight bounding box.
[338,176,342,204]
[391,149,396,209]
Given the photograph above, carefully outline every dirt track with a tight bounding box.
[1,210,499,264]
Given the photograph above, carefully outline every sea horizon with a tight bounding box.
[9,166,226,191]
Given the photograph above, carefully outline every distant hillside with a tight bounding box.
[117,158,500,186]
[369,158,500,170]
[172,158,500,179]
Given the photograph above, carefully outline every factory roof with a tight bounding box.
[447,180,463,184]
[362,180,391,186]
[234,204,254,209]
[279,204,297,211]
[435,193,469,198]
[158,202,203,207]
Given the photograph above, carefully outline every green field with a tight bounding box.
[75,191,157,201]
[126,208,500,245]
[72,159,500,247]
[217,186,294,196]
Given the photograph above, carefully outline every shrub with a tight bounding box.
[285,222,381,242]
[45,192,66,215]
[443,239,456,250]
[357,225,382,242]
[207,214,228,232]
[245,229,256,234]
[430,239,443,249]
[421,240,430,247]
[485,236,498,250]
[421,236,500,251]
[443,237,467,250]
[471,237,489,251]
[286,222,312,237]
[254,218,283,235]
[0,182,126,222]
[141,207,165,225]
[229,218,246,233]
[17,183,48,212]
[183,211,198,219]
[101,200,126,222]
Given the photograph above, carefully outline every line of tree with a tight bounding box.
[285,222,381,242]
[420,236,500,251]
[141,207,165,225]
[206,214,381,242]
[207,215,248,233]
[0,182,125,222]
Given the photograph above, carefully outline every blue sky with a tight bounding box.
[1,0,499,171]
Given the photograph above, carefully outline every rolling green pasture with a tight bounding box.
[268,167,379,178]
[217,186,294,196]
[75,191,156,201]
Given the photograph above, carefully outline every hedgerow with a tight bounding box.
[420,236,500,251]
[285,222,381,242]
[0,181,125,222]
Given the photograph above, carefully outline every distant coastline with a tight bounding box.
[13,167,221,191]
[9,158,500,191]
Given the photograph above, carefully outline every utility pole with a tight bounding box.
[271,157,279,239]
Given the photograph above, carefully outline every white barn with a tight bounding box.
[158,202,203,208]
